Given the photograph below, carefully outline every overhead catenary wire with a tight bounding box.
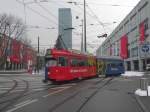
[35,2,81,36]
[16,0,109,51]
[16,0,81,38]
[86,3,106,31]
[16,0,56,24]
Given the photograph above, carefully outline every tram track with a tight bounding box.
[0,79,29,112]
[0,80,18,98]
[128,92,149,112]
[48,77,113,112]
[76,77,114,112]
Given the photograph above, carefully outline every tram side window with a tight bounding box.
[45,58,57,67]
[58,57,68,66]
[71,59,88,67]
[111,64,116,68]
[71,59,78,67]
[119,63,123,67]
[78,60,87,66]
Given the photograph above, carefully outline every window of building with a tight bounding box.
[131,47,138,57]
[144,18,149,31]
[128,49,130,58]
[130,13,137,21]
[124,20,129,26]
[130,26,137,33]
[138,1,148,12]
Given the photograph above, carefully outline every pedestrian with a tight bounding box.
[34,66,36,74]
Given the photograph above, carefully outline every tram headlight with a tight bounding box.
[48,72,50,74]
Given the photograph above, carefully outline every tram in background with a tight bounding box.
[44,49,96,82]
[96,57,125,77]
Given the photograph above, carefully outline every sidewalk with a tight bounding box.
[0,69,45,76]
[138,73,150,112]
[0,69,27,74]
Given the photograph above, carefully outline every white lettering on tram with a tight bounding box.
[70,69,88,73]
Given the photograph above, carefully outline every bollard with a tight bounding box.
[140,78,148,96]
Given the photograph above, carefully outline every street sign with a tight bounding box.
[140,44,150,58]
[142,44,150,53]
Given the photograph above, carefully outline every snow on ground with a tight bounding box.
[135,86,150,96]
[121,71,144,77]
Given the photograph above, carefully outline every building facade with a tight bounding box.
[96,0,150,71]
[0,33,37,70]
[58,8,72,49]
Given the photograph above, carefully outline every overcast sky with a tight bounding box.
[0,0,140,53]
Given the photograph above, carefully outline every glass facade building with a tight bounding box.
[58,8,72,49]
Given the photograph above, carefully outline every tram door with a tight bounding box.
[58,57,69,78]
[96,60,105,75]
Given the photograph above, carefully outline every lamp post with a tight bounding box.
[83,0,87,52]
[80,20,84,52]
[37,36,39,74]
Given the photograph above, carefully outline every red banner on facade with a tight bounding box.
[10,55,20,63]
[139,22,145,44]
[120,35,128,59]
[11,39,21,63]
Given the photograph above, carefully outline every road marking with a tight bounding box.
[0,91,6,93]
[14,100,31,107]
[0,88,11,90]
[32,88,45,91]
[10,90,24,93]
[6,99,38,112]
[63,83,77,86]
[50,86,72,90]
[43,86,71,98]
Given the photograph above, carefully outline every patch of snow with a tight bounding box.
[135,86,150,96]
[121,71,144,77]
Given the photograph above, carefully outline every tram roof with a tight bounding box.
[46,48,95,58]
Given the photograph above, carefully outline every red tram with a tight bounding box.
[45,49,96,82]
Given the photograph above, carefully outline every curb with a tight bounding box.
[0,71,27,74]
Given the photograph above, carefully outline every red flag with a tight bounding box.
[120,35,128,59]
[11,39,21,63]
[139,22,145,44]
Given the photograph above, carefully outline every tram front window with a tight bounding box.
[45,58,57,67]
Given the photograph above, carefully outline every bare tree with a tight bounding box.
[0,13,28,69]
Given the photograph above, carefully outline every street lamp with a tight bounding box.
[97,33,107,38]
[63,27,75,30]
